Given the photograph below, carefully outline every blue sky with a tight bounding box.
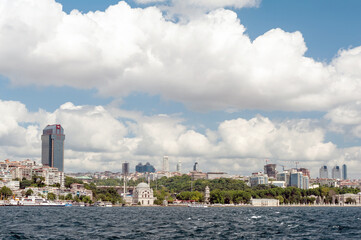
[1,0,361,177]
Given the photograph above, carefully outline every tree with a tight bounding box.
[25,189,34,197]
[20,179,32,189]
[47,193,57,200]
[65,193,73,200]
[65,176,83,188]
[0,186,13,199]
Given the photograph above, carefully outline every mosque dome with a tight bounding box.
[136,182,150,188]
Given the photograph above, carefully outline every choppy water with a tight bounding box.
[1,206,361,239]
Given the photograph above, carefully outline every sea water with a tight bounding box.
[1,206,360,239]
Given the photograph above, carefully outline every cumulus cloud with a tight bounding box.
[0,0,360,112]
[0,99,358,177]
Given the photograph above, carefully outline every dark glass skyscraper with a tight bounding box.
[342,164,347,180]
[41,124,65,172]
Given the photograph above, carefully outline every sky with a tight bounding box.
[0,0,361,178]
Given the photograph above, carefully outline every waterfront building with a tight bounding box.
[41,124,65,172]
[342,164,347,180]
[332,166,341,179]
[122,162,129,176]
[133,182,155,206]
[250,172,268,187]
[264,164,277,178]
[163,156,169,172]
[176,160,182,173]
[135,162,156,173]
[319,165,328,178]
[251,198,279,206]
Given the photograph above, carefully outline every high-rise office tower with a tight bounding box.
[193,162,199,172]
[264,164,277,178]
[332,166,341,179]
[122,162,129,176]
[176,160,182,173]
[319,165,328,178]
[342,164,347,180]
[41,124,65,172]
[163,156,169,172]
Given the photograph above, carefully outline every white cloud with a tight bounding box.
[0,0,360,112]
[134,0,166,4]
[1,99,358,177]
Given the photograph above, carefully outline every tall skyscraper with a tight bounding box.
[342,164,347,180]
[122,162,129,176]
[176,160,182,173]
[41,124,65,172]
[193,162,199,172]
[319,165,328,178]
[264,164,277,178]
[332,166,341,179]
[163,156,169,172]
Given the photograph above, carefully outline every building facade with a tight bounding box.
[163,156,169,172]
[41,124,65,172]
[319,165,328,178]
[342,164,347,180]
[133,182,155,205]
[264,164,277,178]
[332,166,341,179]
[135,162,156,173]
[122,162,129,176]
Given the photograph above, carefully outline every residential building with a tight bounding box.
[41,124,65,172]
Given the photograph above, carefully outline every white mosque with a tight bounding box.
[133,182,156,206]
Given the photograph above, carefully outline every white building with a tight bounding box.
[133,182,156,206]
[251,198,279,206]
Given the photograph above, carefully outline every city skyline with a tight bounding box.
[0,0,361,178]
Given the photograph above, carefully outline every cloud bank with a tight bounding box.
[0,99,358,177]
[0,0,360,112]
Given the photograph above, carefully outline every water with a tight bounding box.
[1,206,361,239]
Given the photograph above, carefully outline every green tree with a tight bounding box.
[65,193,73,200]
[25,189,34,197]
[0,186,13,199]
[47,193,57,200]
[20,179,32,189]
